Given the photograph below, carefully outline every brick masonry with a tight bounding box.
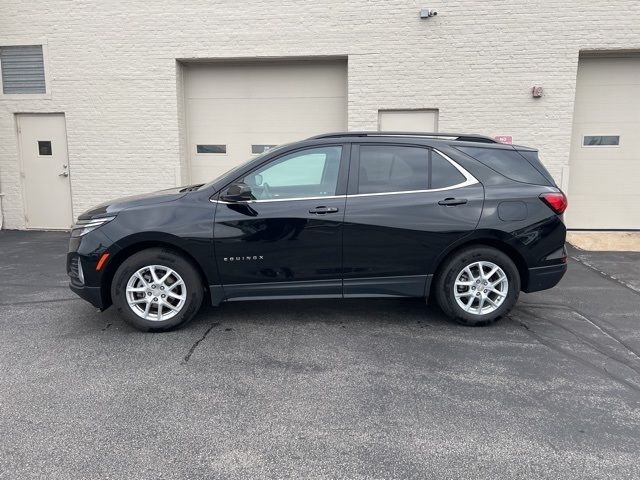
[1,1,639,229]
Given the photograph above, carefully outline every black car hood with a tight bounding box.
[78,185,198,220]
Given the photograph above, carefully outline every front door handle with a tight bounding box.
[438,197,467,206]
[58,172,69,178]
[309,206,339,214]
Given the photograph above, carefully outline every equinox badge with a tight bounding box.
[223,256,264,262]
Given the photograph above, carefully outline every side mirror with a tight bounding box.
[221,182,254,202]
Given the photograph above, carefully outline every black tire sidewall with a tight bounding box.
[111,248,203,331]
[436,247,520,326]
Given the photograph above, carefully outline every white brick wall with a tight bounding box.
[1,0,639,229]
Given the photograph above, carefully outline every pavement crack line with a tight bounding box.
[0,297,78,307]
[508,314,640,394]
[182,322,219,364]
[520,301,640,360]
[519,307,640,376]
[570,255,640,295]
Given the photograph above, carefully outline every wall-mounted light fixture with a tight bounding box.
[420,8,438,18]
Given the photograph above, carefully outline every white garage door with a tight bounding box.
[568,55,640,229]
[185,60,347,183]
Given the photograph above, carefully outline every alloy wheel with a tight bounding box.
[125,265,187,321]
[453,261,508,315]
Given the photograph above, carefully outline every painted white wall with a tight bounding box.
[1,1,640,229]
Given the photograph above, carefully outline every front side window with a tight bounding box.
[241,146,342,200]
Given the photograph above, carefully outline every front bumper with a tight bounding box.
[69,281,105,309]
[67,228,118,310]
[523,262,567,293]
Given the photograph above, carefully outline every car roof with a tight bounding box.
[308,131,498,143]
[305,132,537,152]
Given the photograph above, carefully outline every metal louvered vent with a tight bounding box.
[0,45,46,94]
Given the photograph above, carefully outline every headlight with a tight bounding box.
[71,216,116,237]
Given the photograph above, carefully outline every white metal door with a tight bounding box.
[17,113,73,229]
[185,60,347,184]
[378,110,438,132]
[568,56,640,229]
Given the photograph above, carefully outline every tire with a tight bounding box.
[111,248,204,332]
[434,246,520,326]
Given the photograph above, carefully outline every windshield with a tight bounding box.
[198,144,290,191]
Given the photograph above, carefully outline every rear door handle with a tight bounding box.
[438,198,468,206]
[309,206,339,214]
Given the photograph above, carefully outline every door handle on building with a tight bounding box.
[59,171,69,177]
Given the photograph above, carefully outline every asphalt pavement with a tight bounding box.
[0,230,639,479]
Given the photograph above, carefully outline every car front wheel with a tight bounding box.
[435,246,520,326]
[111,248,204,331]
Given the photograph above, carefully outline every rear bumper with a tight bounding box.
[69,281,104,309]
[523,263,567,293]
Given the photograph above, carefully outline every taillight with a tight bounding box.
[540,192,568,215]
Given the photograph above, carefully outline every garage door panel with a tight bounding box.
[576,57,640,85]
[572,124,638,153]
[569,161,638,194]
[568,196,640,230]
[573,91,640,122]
[188,97,345,134]
[186,62,347,99]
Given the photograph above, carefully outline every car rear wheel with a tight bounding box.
[435,246,520,326]
[111,248,204,331]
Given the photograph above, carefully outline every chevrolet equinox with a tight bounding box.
[68,132,568,331]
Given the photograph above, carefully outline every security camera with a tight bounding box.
[420,8,438,18]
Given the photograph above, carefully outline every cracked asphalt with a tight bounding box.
[1,230,639,479]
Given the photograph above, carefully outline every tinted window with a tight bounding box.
[456,146,551,185]
[431,151,465,188]
[516,150,556,186]
[358,145,428,194]
[242,146,341,200]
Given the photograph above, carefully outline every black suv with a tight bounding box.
[68,132,567,331]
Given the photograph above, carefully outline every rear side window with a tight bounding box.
[431,151,466,189]
[456,146,552,185]
[358,145,428,194]
[358,146,468,194]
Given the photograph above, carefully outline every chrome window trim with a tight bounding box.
[211,195,346,204]
[210,148,478,204]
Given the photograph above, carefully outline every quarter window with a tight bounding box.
[456,146,551,185]
[241,146,342,200]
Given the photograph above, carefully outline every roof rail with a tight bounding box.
[308,131,498,143]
